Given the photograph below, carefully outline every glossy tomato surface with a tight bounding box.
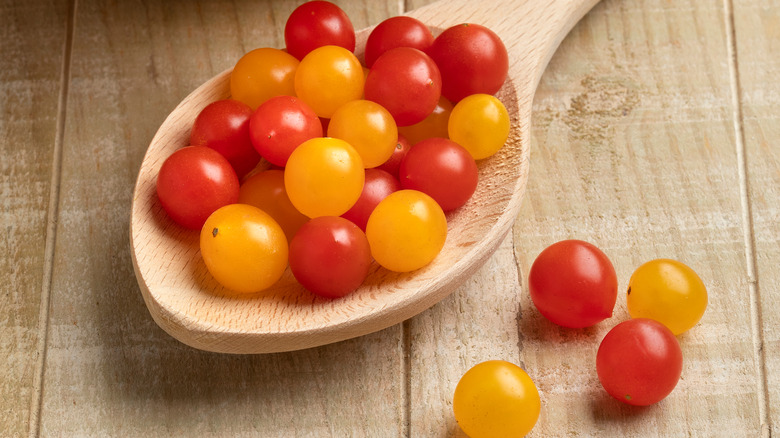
[627,259,708,335]
[327,99,398,168]
[200,204,288,293]
[453,360,540,438]
[289,216,372,298]
[397,95,453,146]
[364,47,441,127]
[294,45,364,118]
[284,0,355,60]
[376,134,411,178]
[249,95,322,167]
[597,318,683,406]
[364,16,434,68]
[528,240,618,328]
[156,146,239,230]
[341,168,400,231]
[448,93,510,160]
[189,99,260,179]
[398,137,478,212]
[230,48,298,110]
[238,169,309,243]
[428,23,509,102]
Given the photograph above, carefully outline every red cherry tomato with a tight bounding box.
[364,47,441,127]
[289,216,372,298]
[364,16,435,68]
[597,318,683,406]
[342,168,401,231]
[376,134,411,178]
[284,1,355,60]
[528,240,618,328]
[156,146,239,230]
[189,99,260,179]
[249,95,322,167]
[398,138,478,211]
[428,23,509,102]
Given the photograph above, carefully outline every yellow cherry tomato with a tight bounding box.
[294,45,364,118]
[398,95,453,145]
[328,100,398,168]
[627,258,708,335]
[284,137,365,218]
[238,170,309,244]
[200,204,288,293]
[453,360,541,438]
[448,93,510,160]
[365,190,446,272]
[230,48,298,110]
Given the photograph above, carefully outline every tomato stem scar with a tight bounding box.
[212,228,218,237]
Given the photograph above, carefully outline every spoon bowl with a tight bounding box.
[130,0,599,354]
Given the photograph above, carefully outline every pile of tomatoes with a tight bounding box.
[155,1,511,298]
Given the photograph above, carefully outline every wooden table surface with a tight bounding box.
[2,0,778,436]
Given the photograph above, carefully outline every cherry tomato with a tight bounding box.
[341,168,400,231]
[238,169,309,244]
[230,48,298,110]
[249,95,322,167]
[597,318,683,406]
[364,47,441,127]
[284,0,355,60]
[289,216,371,298]
[189,99,260,179]
[366,190,447,272]
[453,360,540,438]
[156,146,239,230]
[376,134,411,178]
[327,99,398,168]
[397,95,453,146]
[364,16,434,68]
[528,240,618,328]
[284,137,364,218]
[294,45,364,118]
[398,138,478,212]
[448,94,510,160]
[627,259,708,335]
[200,204,288,293]
[428,23,509,102]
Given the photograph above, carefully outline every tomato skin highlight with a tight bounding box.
[596,318,683,406]
[189,99,260,179]
[249,95,322,167]
[230,48,299,110]
[528,239,618,328]
[284,0,356,60]
[156,146,240,230]
[453,360,541,438]
[364,16,434,68]
[289,216,372,298]
[428,23,509,102]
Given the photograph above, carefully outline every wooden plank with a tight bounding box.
[38,1,406,436]
[0,1,68,436]
[410,0,762,435]
[733,0,780,435]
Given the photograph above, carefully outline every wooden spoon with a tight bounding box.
[130,0,600,354]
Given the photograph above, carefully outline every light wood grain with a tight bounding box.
[734,0,780,435]
[0,1,68,436]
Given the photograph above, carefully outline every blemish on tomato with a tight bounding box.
[627,287,631,295]
[212,227,219,237]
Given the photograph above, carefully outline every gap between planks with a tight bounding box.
[723,0,772,435]
[27,0,77,437]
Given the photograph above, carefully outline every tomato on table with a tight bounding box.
[284,0,355,60]
[428,23,509,102]
[341,168,400,231]
[249,95,322,167]
[364,47,441,127]
[156,146,239,230]
[528,239,618,328]
[230,48,299,110]
[200,204,288,293]
[189,99,260,179]
[294,45,365,118]
[365,190,447,272]
[627,259,708,335]
[453,360,541,438]
[597,318,683,406]
[448,93,510,160]
[238,169,309,244]
[289,216,372,298]
[364,16,434,68]
[398,137,478,212]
